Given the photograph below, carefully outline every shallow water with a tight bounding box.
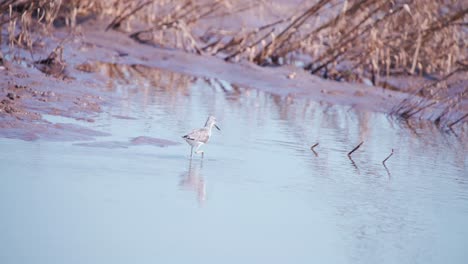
[1,65,467,264]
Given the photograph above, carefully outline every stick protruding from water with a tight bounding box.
[310,143,319,150]
[310,142,319,156]
[348,141,363,157]
[382,149,394,165]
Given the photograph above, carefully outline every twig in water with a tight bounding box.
[310,143,319,156]
[348,141,364,157]
[382,149,394,165]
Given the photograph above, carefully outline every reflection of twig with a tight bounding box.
[348,155,360,174]
[382,149,394,165]
[383,163,391,178]
[348,141,364,157]
[448,126,459,138]
[310,143,319,157]
[213,78,229,91]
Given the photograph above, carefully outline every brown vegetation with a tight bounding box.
[1,0,467,128]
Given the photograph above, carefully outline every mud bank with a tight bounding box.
[0,20,465,141]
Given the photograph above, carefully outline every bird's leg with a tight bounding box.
[194,144,204,158]
[195,150,204,159]
[190,146,193,158]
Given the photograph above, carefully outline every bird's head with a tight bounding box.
[205,115,220,131]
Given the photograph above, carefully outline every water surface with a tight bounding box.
[1,65,467,264]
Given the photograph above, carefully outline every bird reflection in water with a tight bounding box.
[179,159,206,204]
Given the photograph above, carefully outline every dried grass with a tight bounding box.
[1,0,466,127]
[213,0,467,127]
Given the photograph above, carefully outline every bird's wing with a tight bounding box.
[183,128,209,143]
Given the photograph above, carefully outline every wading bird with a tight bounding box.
[182,116,220,158]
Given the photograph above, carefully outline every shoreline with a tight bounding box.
[0,20,466,141]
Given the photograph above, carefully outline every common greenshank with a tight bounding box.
[182,116,220,158]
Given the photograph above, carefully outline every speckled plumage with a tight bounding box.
[183,127,211,144]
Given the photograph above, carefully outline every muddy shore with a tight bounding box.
[0,20,465,141]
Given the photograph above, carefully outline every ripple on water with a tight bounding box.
[1,64,467,264]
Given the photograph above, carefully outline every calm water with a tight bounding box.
[1,65,467,264]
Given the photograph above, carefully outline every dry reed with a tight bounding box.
[1,0,466,127]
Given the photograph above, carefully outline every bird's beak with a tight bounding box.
[215,124,221,131]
